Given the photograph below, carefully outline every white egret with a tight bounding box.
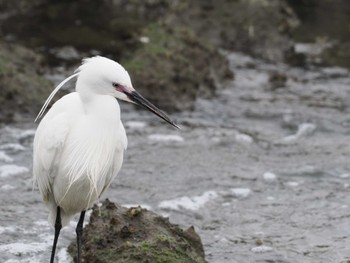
[33,56,178,263]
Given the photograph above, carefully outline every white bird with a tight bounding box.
[33,56,178,263]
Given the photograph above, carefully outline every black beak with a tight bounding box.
[125,90,180,129]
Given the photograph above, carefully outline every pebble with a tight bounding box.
[139,36,150,44]
[159,191,218,211]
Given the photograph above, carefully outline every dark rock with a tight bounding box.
[287,0,350,68]
[68,199,207,263]
[269,71,288,90]
[0,0,301,116]
[0,0,299,63]
[0,42,51,122]
[0,0,172,64]
[173,0,299,63]
[124,23,233,111]
[320,42,350,68]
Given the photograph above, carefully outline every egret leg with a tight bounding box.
[50,206,62,263]
[76,210,86,263]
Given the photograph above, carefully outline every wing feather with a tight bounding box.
[33,93,83,202]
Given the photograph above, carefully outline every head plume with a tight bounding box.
[34,56,109,122]
[34,72,79,122]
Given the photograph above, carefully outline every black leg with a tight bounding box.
[50,206,62,263]
[76,210,86,263]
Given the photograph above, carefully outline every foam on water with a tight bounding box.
[231,188,251,199]
[286,181,301,187]
[148,134,184,142]
[0,226,17,235]
[251,245,273,253]
[2,127,35,140]
[5,258,38,263]
[0,242,48,255]
[0,151,13,162]
[57,248,72,263]
[159,191,218,211]
[338,173,350,178]
[0,165,29,177]
[235,133,253,144]
[18,129,36,140]
[0,143,25,152]
[277,123,317,144]
[1,184,15,191]
[262,172,277,182]
[124,121,147,129]
[34,220,50,227]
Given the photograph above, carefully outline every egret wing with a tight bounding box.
[33,93,82,202]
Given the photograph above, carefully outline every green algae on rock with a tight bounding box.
[68,199,207,263]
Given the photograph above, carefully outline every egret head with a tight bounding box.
[76,56,133,102]
[78,56,179,128]
[36,56,178,128]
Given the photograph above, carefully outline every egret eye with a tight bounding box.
[113,82,123,92]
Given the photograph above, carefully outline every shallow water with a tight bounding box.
[1,52,350,262]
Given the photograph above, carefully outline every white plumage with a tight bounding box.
[33,57,128,227]
[33,56,178,263]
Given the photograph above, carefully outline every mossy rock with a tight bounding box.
[0,0,232,113]
[68,199,207,263]
[123,22,232,112]
[0,42,51,122]
[0,0,298,116]
[162,0,299,62]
